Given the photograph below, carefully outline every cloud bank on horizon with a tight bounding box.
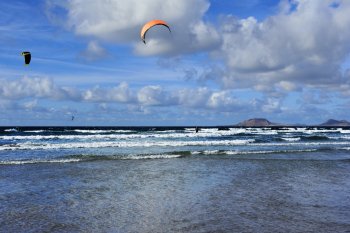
[1,0,350,125]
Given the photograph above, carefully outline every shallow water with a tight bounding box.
[1,127,350,232]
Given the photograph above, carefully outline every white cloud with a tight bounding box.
[83,82,135,103]
[108,82,135,102]
[0,77,67,100]
[174,88,252,113]
[171,88,247,112]
[0,77,82,101]
[175,87,211,107]
[0,74,344,124]
[216,0,350,92]
[82,87,104,102]
[137,85,175,106]
[46,0,221,56]
[0,77,237,111]
[261,97,282,113]
[208,92,235,108]
[44,0,350,97]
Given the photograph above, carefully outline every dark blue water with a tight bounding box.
[1,127,350,232]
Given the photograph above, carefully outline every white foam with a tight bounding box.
[0,134,160,140]
[73,129,135,134]
[249,129,278,135]
[2,139,349,151]
[224,149,317,155]
[0,158,82,165]
[275,128,340,134]
[225,150,275,155]
[121,154,182,160]
[23,130,46,133]
[281,137,301,142]
[0,129,254,141]
[6,127,315,142]
[0,139,254,151]
[328,135,350,140]
[303,129,340,134]
[251,127,339,135]
[4,128,17,132]
[0,154,183,164]
[191,151,201,155]
[189,148,318,156]
[203,150,220,154]
[251,141,350,147]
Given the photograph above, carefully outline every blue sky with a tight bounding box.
[1,0,350,126]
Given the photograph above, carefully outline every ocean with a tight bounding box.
[1,126,350,232]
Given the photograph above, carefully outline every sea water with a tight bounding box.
[0,127,350,232]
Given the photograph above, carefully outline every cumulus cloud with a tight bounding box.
[175,87,211,107]
[45,0,350,94]
[46,0,221,56]
[83,82,135,103]
[137,85,176,106]
[135,86,252,113]
[216,0,350,92]
[80,82,262,114]
[0,76,81,100]
[0,76,250,113]
[207,91,241,110]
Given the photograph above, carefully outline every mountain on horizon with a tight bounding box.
[235,118,350,127]
[319,119,350,126]
[236,118,279,127]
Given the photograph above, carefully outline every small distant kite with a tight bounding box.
[140,19,171,44]
[71,116,75,121]
[21,51,31,65]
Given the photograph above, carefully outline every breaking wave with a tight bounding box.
[1,126,350,165]
[0,153,185,165]
[1,145,345,166]
[0,139,255,151]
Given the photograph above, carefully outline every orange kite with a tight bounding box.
[140,20,171,44]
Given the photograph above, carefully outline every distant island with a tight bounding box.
[235,118,350,127]
[319,119,350,127]
[236,118,279,127]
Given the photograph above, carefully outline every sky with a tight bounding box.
[1,0,350,126]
